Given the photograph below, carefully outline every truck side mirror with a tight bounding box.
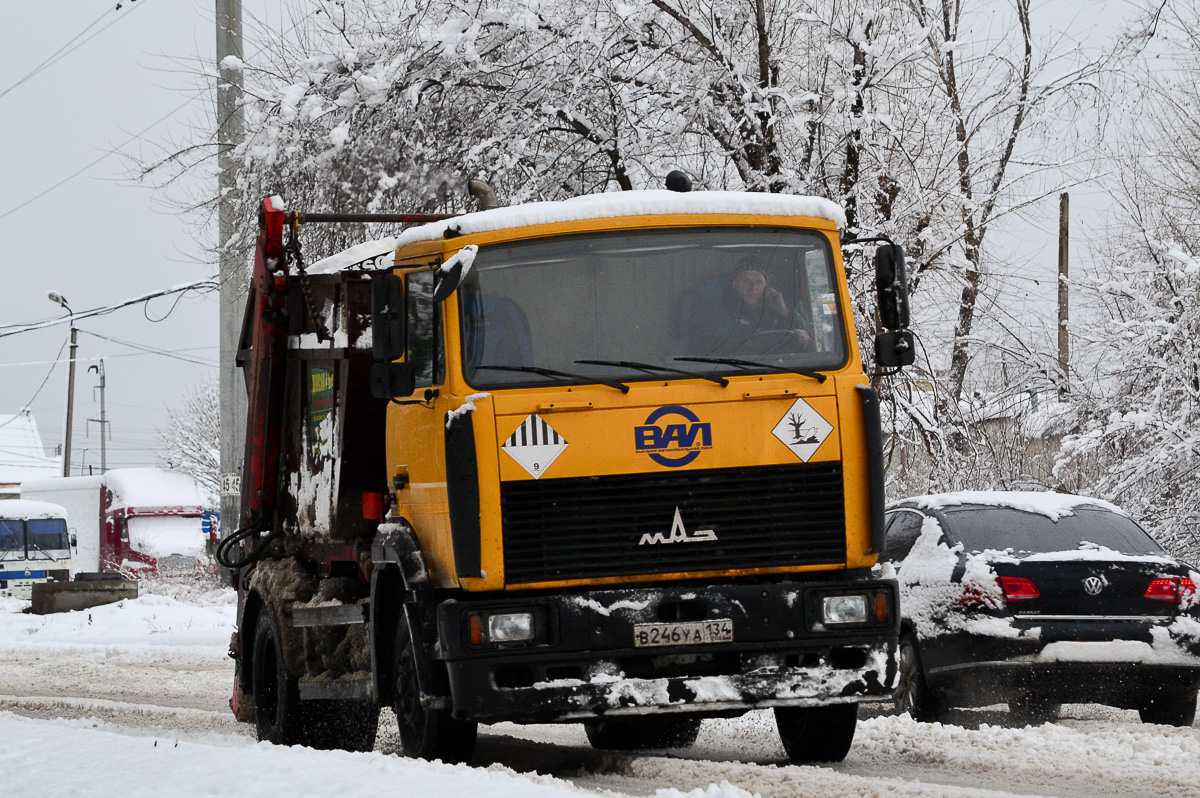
[432,262,463,303]
[875,330,916,368]
[874,244,910,330]
[70,532,78,549]
[370,362,416,399]
[371,273,405,362]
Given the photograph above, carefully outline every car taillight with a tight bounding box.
[999,576,1040,602]
[1145,577,1197,604]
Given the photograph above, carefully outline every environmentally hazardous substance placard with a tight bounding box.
[501,414,568,479]
[771,397,833,462]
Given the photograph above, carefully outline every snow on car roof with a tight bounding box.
[105,468,203,511]
[0,499,68,519]
[900,490,1127,521]
[308,190,845,274]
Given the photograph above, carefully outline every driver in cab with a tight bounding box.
[688,261,813,356]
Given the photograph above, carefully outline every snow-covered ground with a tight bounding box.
[0,584,1197,798]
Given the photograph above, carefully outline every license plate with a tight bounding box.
[633,619,734,648]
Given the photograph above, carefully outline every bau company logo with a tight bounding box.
[635,405,712,467]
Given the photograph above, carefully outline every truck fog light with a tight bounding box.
[487,612,534,643]
[822,594,867,625]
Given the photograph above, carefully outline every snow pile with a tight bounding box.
[0,590,234,663]
[0,712,600,798]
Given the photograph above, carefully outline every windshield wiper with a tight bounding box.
[674,356,828,383]
[475,364,629,393]
[575,359,729,387]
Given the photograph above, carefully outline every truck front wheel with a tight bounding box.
[774,702,858,763]
[393,614,477,763]
[252,610,305,745]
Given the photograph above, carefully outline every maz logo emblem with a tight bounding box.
[639,507,717,545]
[1083,576,1104,596]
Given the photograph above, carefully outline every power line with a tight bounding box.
[0,336,68,430]
[79,330,219,367]
[0,278,217,339]
[0,1,152,102]
[0,92,195,223]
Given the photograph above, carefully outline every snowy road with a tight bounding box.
[1,588,1198,798]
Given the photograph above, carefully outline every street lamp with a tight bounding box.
[48,291,77,478]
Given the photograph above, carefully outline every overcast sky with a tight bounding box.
[0,0,1137,480]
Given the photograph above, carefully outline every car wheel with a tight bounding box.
[1138,690,1197,727]
[1008,696,1060,726]
[251,610,305,745]
[393,613,477,763]
[895,633,946,723]
[584,717,702,750]
[774,702,858,763]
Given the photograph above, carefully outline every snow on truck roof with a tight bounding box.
[0,499,68,520]
[307,190,846,274]
[897,490,1127,521]
[104,469,203,511]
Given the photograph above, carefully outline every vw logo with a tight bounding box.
[1083,576,1104,596]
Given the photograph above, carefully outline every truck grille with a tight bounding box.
[501,463,846,584]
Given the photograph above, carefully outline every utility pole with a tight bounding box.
[1058,192,1069,399]
[217,0,247,536]
[89,360,108,473]
[48,292,76,477]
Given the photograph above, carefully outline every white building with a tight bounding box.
[0,411,60,500]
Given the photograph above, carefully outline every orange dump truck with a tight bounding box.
[222,183,915,762]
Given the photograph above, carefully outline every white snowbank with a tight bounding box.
[0,712,601,798]
[906,490,1126,520]
[0,591,234,663]
[0,499,67,520]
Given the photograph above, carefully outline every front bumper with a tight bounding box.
[437,579,899,723]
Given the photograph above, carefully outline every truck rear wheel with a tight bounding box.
[584,716,702,750]
[252,610,306,746]
[393,614,476,763]
[774,702,858,763]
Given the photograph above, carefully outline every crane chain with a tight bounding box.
[284,219,329,342]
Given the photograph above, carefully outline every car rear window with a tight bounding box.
[946,507,1165,556]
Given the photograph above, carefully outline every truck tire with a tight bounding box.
[584,716,702,750]
[252,610,306,746]
[1139,689,1197,727]
[304,700,380,752]
[895,633,946,723]
[774,702,858,763]
[393,613,477,763]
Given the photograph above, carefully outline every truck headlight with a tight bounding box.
[487,612,534,643]
[822,594,868,625]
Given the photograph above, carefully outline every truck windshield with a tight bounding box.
[459,227,847,388]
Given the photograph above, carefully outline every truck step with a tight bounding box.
[291,603,367,628]
[298,674,373,701]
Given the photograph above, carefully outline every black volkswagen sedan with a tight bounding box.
[884,492,1200,726]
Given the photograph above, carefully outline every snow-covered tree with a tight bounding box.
[160,379,220,509]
